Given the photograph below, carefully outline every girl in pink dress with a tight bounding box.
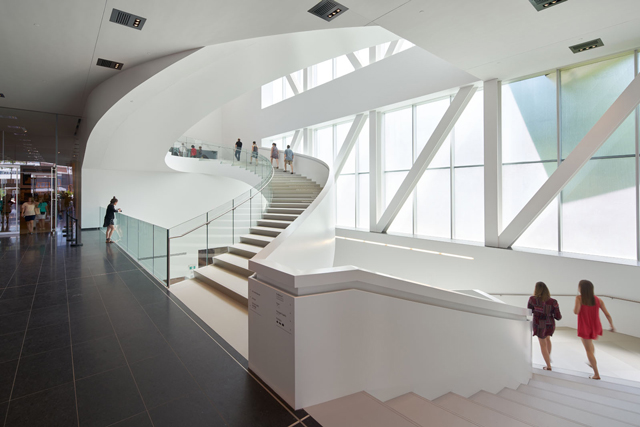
[574,280,615,380]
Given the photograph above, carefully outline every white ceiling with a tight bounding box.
[2,0,640,164]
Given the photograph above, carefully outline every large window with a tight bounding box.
[502,53,639,260]
[261,40,414,108]
[380,92,484,242]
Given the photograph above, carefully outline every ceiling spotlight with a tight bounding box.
[109,9,146,30]
[308,0,349,22]
[570,38,604,54]
[531,0,567,11]
[0,115,17,119]
[97,58,124,70]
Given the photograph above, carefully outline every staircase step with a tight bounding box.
[266,207,305,214]
[193,265,248,304]
[269,202,310,208]
[532,368,640,396]
[271,198,315,203]
[433,393,531,427]
[262,213,299,221]
[517,384,640,426]
[385,392,477,427]
[213,253,252,277]
[528,379,640,414]
[499,387,632,427]
[250,226,284,237]
[305,392,421,427]
[532,372,640,401]
[470,390,583,427]
[229,242,262,258]
[257,219,293,229]
[239,234,274,247]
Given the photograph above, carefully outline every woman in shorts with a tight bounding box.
[270,143,279,169]
[103,196,122,243]
[21,196,37,234]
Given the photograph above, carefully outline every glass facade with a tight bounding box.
[266,50,640,262]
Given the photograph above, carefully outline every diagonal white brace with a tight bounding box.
[346,52,363,70]
[373,85,477,233]
[384,40,400,59]
[290,129,303,152]
[285,74,300,96]
[499,71,640,248]
[333,113,367,177]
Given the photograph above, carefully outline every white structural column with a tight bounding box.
[499,71,640,248]
[369,111,383,229]
[290,129,303,152]
[285,74,300,96]
[303,128,312,155]
[484,79,502,247]
[346,52,363,70]
[384,40,399,58]
[369,46,376,64]
[332,114,366,177]
[373,85,477,233]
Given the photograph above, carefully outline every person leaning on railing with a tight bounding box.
[103,196,122,244]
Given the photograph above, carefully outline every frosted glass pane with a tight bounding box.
[284,135,293,150]
[358,119,369,173]
[261,84,273,108]
[316,127,333,167]
[562,158,636,259]
[396,40,415,53]
[358,174,370,229]
[336,175,356,228]
[503,163,558,251]
[272,78,283,104]
[291,70,303,91]
[335,55,354,78]
[384,108,412,172]
[343,145,356,174]
[377,42,390,60]
[354,48,370,67]
[454,91,483,166]
[313,59,333,87]
[284,77,295,99]
[416,169,451,239]
[561,54,635,157]
[385,171,413,235]
[502,73,557,163]
[416,98,450,168]
[454,166,484,242]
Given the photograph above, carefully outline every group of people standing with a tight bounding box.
[528,280,615,380]
[235,139,295,173]
[19,195,49,234]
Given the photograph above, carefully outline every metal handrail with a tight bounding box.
[494,293,640,304]
[168,180,273,239]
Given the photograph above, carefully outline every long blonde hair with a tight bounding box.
[534,281,550,302]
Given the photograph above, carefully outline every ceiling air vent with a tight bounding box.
[308,0,348,22]
[569,38,604,54]
[109,8,146,30]
[97,58,124,70]
[529,0,568,11]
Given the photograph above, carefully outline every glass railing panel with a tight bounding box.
[128,217,139,259]
[168,213,207,281]
[153,225,168,282]
[117,215,128,251]
[139,220,154,273]
[207,209,234,263]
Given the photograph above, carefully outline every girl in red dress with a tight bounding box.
[528,282,562,371]
[574,280,615,380]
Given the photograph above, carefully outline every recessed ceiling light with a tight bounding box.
[529,0,568,11]
[308,0,349,22]
[570,38,604,54]
[0,115,17,119]
[97,58,124,70]
[109,9,146,30]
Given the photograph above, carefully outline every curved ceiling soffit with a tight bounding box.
[83,26,398,172]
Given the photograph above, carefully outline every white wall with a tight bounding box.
[82,168,251,229]
[182,108,223,143]
[219,47,477,147]
[335,228,640,338]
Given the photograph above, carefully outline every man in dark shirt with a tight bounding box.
[235,138,243,161]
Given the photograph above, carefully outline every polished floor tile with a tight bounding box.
[0,231,310,427]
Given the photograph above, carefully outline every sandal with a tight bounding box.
[589,376,600,380]
[543,366,552,371]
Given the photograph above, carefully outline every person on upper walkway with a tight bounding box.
[103,196,122,243]
[235,138,243,161]
[284,145,294,174]
[270,143,279,169]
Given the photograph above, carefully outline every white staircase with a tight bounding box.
[305,369,640,427]
[193,169,322,303]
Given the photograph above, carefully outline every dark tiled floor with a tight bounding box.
[0,230,321,427]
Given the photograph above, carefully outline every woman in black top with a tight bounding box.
[103,197,122,243]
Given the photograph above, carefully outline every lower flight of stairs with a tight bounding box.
[305,368,640,427]
[192,169,322,304]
